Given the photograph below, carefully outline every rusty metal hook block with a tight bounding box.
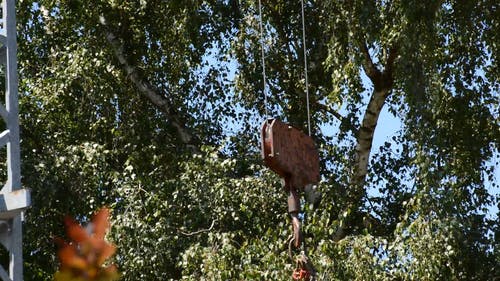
[261,119,320,190]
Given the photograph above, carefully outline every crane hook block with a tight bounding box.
[261,119,320,190]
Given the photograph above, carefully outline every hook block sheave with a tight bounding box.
[261,119,320,190]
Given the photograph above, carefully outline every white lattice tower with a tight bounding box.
[0,0,30,280]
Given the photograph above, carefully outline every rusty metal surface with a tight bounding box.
[261,119,320,190]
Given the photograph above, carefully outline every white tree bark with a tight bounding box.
[354,44,397,190]
[100,17,198,150]
[354,88,389,189]
[334,43,397,241]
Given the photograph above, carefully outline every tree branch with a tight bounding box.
[316,102,357,134]
[381,46,398,90]
[178,219,216,236]
[315,102,344,122]
[360,41,381,83]
[100,16,199,151]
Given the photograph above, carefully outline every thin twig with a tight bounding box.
[315,102,345,122]
[316,102,358,134]
[179,220,216,236]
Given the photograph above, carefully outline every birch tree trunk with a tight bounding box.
[334,44,397,241]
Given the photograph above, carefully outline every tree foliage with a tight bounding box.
[10,0,499,280]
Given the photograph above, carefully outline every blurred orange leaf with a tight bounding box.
[64,217,89,243]
[55,207,119,281]
[92,208,110,240]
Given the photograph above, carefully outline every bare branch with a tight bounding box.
[178,220,216,236]
[316,102,357,134]
[315,102,344,121]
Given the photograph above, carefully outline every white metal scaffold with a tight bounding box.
[0,0,31,280]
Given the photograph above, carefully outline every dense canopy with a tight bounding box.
[9,0,500,280]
